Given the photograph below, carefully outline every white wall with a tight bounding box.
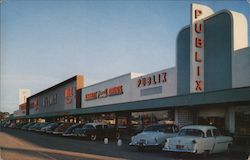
[131,67,177,102]
[81,73,143,108]
[81,68,177,108]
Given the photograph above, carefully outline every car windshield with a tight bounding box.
[83,124,94,129]
[178,129,204,137]
[144,125,171,132]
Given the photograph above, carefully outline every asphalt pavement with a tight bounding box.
[0,127,248,160]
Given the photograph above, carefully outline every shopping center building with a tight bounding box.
[13,4,250,139]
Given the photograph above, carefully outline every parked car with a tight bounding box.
[21,122,35,130]
[35,122,52,131]
[52,122,74,135]
[40,122,57,132]
[62,123,85,137]
[162,125,233,156]
[28,123,41,131]
[129,124,179,151]
[16,123,27,129]
[74,123,120,141]
[45,122,62,133]
[3,122,11,128]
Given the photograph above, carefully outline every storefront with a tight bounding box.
[13,3,250,140]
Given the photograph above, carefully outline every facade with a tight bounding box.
[27,75,84,120]
[13,4,250,139]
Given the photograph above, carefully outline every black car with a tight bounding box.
[16,123,27,129]
[22,122,36,130]
[45,122,62,133]
[74,123,120,141]
[62,123,85,136]
[35,122,52,131]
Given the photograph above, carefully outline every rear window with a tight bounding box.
[178,129,204,137]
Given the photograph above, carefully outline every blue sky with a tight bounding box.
[0,0,249,113]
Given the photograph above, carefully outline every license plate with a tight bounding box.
[176,145,184,149]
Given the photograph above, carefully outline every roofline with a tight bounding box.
[27,75,83,99]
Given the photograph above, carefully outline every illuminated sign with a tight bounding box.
[190,4,214,93]
[137,72,167,88]
[85,85,123,101]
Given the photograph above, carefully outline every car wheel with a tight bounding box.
[115,132,121,140]
[90,134,97,141]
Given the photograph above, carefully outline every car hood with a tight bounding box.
[133,131,175,142]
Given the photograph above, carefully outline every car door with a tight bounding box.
[204,129,216,153]
[212,129,226,153]
[95,125,103,138]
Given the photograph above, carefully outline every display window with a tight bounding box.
[131,110,174,134]
[235,111,250,135]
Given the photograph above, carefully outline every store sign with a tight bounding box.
[85,85,123,101]
[43,94,57,107]
[190,4,213,93]
[137,72,167,88]
[34,97,38,112]
[64,87,73,104]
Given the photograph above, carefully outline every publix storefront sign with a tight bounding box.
[85,85,124,101]
[190,4,214,93]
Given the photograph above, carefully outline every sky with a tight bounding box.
[0,0,249,113]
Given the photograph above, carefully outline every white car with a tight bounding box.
[129,124,178,151]
[162,125,233,156]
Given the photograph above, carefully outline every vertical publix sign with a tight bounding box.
[190,4,214,93]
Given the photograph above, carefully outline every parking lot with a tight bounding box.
[0,127,249,160]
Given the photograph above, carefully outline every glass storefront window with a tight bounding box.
[236,111,250,135]
[78,113,116,125]
[131,110,174,134]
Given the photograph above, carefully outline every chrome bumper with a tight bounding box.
[162,147,196,153]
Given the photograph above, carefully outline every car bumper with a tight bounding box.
[62,133,73,137]
[129,142,161,147]
[52,131,63,135]
[162,147,196,153]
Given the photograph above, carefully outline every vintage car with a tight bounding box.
[45,122,62,133]
[74,123,120,141]
[129,124,179,151]
[162,125,233,156]
[62,123,85,137]
[52,122,74,135]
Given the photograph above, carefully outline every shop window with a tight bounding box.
[212,129,221,137]
[236,111,250,135]
[131,110,174,134]
[198,117,225,132]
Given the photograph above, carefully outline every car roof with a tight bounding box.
[85,123,106,127]
[181,125,217,132]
